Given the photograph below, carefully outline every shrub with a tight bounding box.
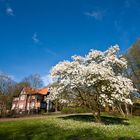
[61,107,92,114]
[40,109,46,114]
[132,103,140,116]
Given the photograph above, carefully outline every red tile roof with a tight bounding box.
[23,87,49,95]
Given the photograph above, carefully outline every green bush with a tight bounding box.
[40,109,46,114]
[61,107,92,114]
[132,103,140,116]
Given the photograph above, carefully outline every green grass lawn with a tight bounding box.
[0,114,140,140]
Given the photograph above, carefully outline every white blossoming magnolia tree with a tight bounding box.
[48,81,71,112]
[50,45,136,122]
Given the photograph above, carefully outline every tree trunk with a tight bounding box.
[92,91,101,123]
[130,105,133,115]
[118,103,125,118]
[55,100,58,112]
[125,103,130,117]
[112,106,115,112]
[93,109,101,123]
[93,99,101,123]
[105,103,109,112]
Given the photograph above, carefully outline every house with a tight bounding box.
[11,87,54,114]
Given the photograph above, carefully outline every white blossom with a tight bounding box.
[50,45,136,110]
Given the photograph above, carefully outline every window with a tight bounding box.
[32,96,36,100]
[11,104,15,110]
[31,102,35,109]
[20,95,26,100]
[19,104,24,109]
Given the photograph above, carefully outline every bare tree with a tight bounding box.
[22,74,43,88]
[124,40,140,89]
[0,73,16,116]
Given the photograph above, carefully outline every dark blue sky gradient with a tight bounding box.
[0,0,140,81]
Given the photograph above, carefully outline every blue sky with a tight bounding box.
[0,0,140,85]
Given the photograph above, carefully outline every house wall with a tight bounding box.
[12,93,28,113]
[11,90,53,114]
[11,97,19,111]
[18,94,27,111]
[26,95,37,112]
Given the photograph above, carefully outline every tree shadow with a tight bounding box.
[60,114,129,125]
[114,136,139,140]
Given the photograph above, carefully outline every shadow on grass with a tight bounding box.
[114,136,139,140]
[60,114,129,125]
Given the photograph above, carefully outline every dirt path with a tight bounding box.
[0,114,64,122]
